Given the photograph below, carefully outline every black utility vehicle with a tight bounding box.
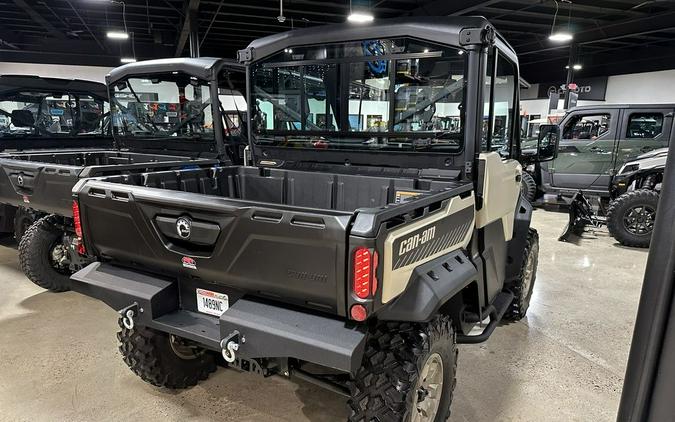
[70,17,557,421]
[0,58,245,292]
[0,75,113,238]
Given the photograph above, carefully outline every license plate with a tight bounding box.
[196,288,229,316]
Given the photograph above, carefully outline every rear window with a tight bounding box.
[626,113,663,139]
[250,38,467,154]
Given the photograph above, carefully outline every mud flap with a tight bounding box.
[559,191,603,242]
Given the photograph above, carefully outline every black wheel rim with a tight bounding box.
[48,240,71,275]
[623,204,656,235]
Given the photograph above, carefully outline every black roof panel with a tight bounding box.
[242,16,510,63]
[0,75,107,100]
[106,57,243,85]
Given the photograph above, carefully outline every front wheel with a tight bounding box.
[18,215,72,292]
[520,171,537,203]
[348,316,457,422]
[504,228,539,321]
[607,189,659,248]
[117,322,217,389]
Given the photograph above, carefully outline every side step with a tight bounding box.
[456,290,514,344]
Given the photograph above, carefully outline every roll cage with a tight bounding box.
[238,16,521,177]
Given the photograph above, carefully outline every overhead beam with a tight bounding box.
[410,0,502,16]
[11,0,65,39]
[175,0,200,56]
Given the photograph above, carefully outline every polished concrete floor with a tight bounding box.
[0,209,648,422]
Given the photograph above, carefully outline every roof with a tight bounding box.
[0,75,107,100]
[569,104,675,111]
[241,16,514,64]
[106,57,243,85]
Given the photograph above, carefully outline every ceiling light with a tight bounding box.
[548,0,574,43]
[348,12,374,23]
[120,57,136,64]
[107,31,129,40]
[565,64,582,70]
[549,31,573,42]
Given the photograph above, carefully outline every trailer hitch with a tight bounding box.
[221,330,244,363]
[118,302,140,330]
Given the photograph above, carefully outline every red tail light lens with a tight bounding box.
[72,200,85,255]
[353,247,372,299]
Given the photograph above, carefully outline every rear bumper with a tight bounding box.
[71,262,367,374]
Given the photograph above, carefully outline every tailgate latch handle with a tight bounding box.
[119,302,140,330]
[220,330,243,363]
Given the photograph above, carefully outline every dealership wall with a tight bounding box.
[521,69,675,118]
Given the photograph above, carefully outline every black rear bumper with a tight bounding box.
[71,262,367,374]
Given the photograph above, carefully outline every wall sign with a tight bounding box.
[537,76,608,101]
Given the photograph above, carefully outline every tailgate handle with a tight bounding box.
[155,216,220,246]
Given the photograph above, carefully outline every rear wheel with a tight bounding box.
[520,171,537,203]
[504,228,539,321]
[19,215,71,292]
[117,321,217,389]
[607,190,659,248]
[348,316,457,422]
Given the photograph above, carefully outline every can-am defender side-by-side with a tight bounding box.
[560,145,669,247]
[2,58,246,292]
[0,75,114,240]
[69,17,558,421]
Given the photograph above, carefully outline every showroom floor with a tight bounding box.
[0,208,647,422]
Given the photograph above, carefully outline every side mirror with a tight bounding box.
[536,124,560,162]
[11,110,35,127]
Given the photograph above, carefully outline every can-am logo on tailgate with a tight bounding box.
[399,226,436,256]
[176,216,192,239]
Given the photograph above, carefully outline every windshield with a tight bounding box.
[0,92,107,138]
[250,38,467,153]
[111,74,214,141]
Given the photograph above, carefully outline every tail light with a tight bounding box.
[353,247,372,299]
[72,200,86,255]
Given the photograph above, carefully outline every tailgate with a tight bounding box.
[0,158,80,215]
[76,180,354,314]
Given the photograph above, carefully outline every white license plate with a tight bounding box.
[196,288,229,316]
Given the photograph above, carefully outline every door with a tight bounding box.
[549,109,619,191]
[614,109,673,171]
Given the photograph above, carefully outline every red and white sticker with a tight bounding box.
[22,195,30,204]
[182,256,197,269]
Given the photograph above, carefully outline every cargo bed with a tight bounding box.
[75,165,472,315]
[0,150,218,216]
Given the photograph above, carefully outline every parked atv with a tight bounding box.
[69,17,558,421]
[0,75,114,241]
[0,59,246,292]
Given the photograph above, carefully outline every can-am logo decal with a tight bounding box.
[176,216,192,239]
[391,206,474,271]
[399,226,436,255]
[182,256,197,269]
[17,174,24,186]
